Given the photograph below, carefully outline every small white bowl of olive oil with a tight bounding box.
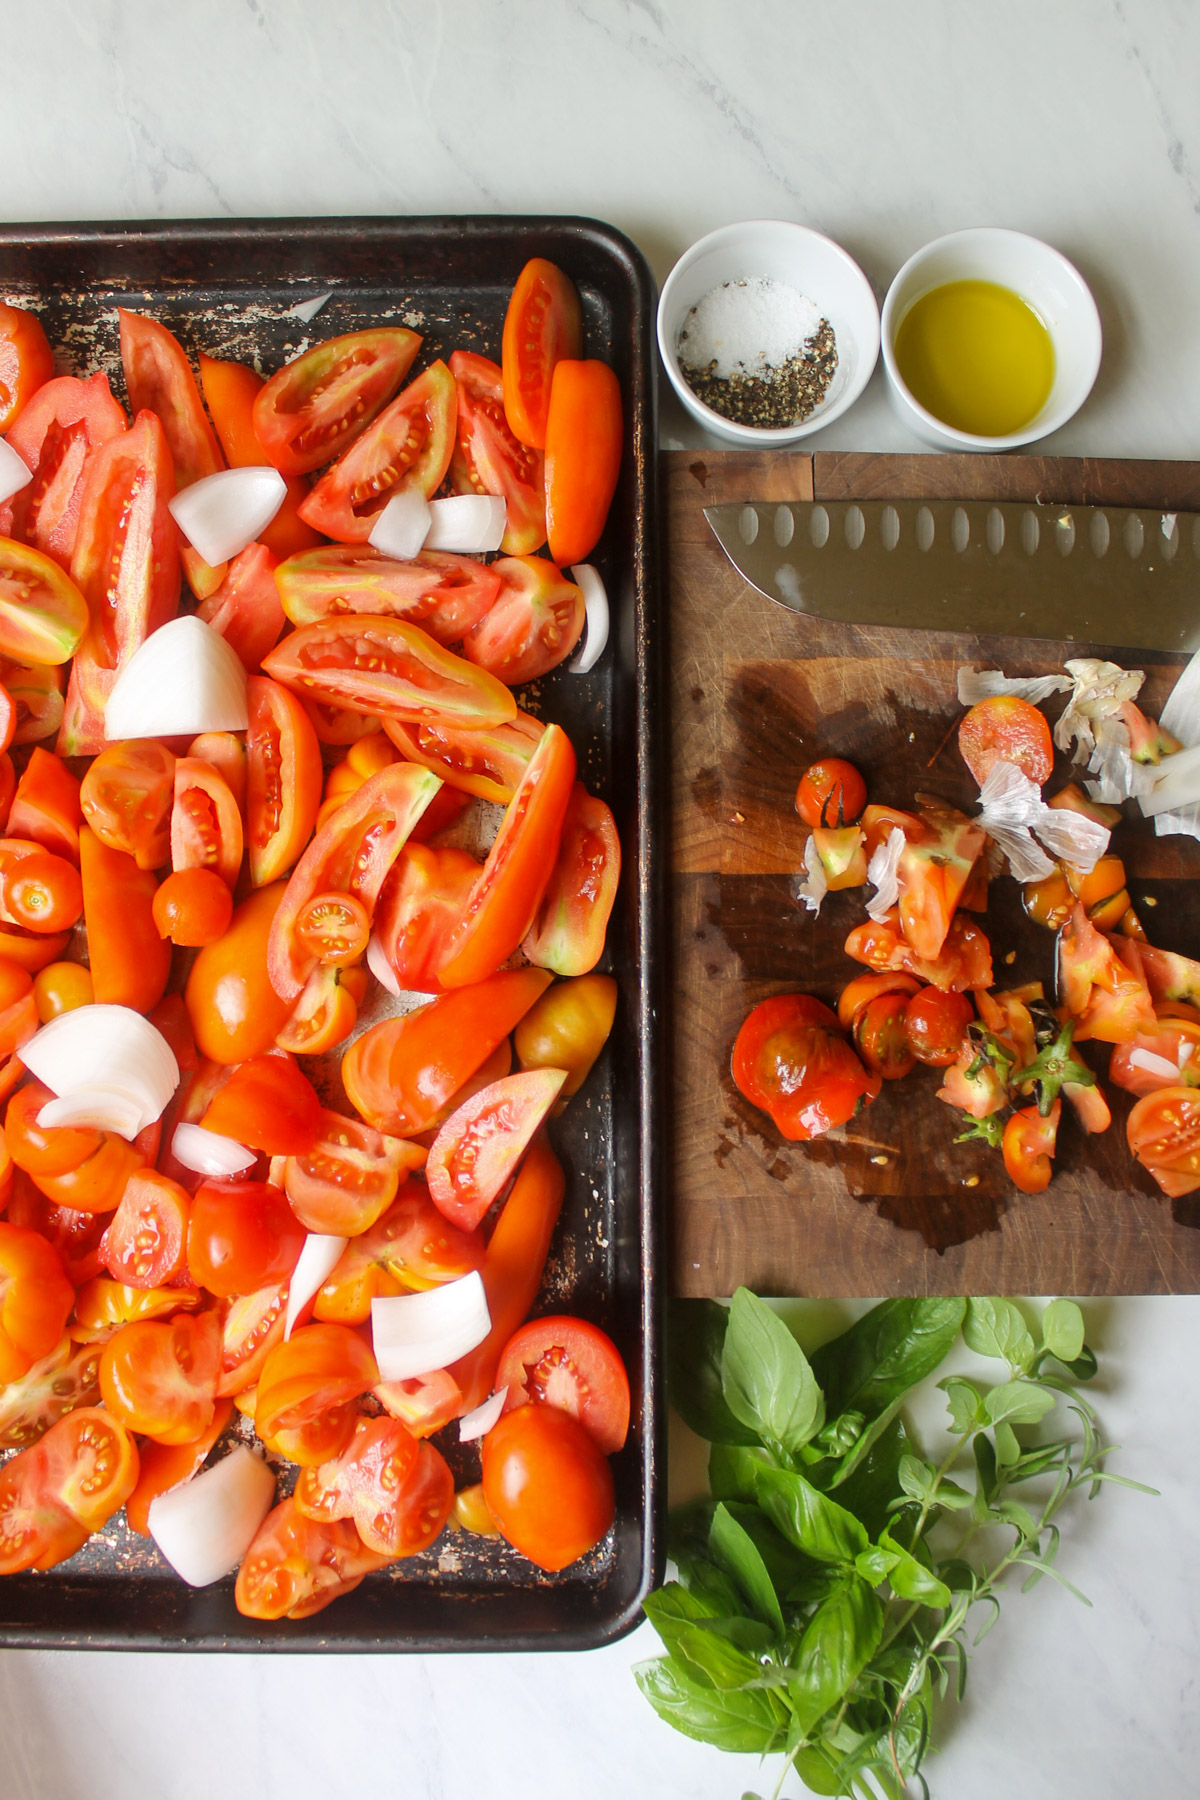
[880,228,1102,451]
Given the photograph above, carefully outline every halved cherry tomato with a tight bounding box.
[514,972,618,1099]
[253,328,422,477]
[99,1310,221,1445]
[481,1402,614,1573]
[904,986,975,1066]
[79,740,175,871]
[40,1404,139,1531]
[426,1069,566,1231]
[294,1412,417,1534]
[197,351,323,560]
[732,994,881,1141]
[275,963,360,1057]
[1,659,64,746]
[170,756,243,890]
[0,537,89,667]
[0,302,53,433]
[0,844,82,933]
[5,1080,102,1178]
[1,372,126,571]
[294,891,370,967]
[342,965,553,1137]
[125,1396,234,1536]
[78,825,171,1013]
[1127,1086,1200,1197]
[152,866,233,946]
[314,1181,484,1324]
[463,554,585,685]
[374,1367,463,1439]
[544,358,622,568]
[522,784,620,978]
[194,541,285,671]
[185,881,295,1064]
[795,758,867,829]
[854,991,916,1080]
[0,1219,75,1382]
[372,842,479,995]
[1023,867,1074,931]
[1003,1100,1060,1195]
[502,258,582,449]
[215,1282,288,1398]
[0,1440,88,1573]
[298,360,457,542]
[69,1277,201,1342]
[245,675,322,890]
[283,1110,424,1237]
[200,1055,321,1156]
[383,710,542,805]
[186,1179,306,1297]
[7,748,82,862]
[958,695,1054,787]
[496,1315,630,1454]
[100,1170,190,1289]
[254,1322,379,1441]
[275,543,501,643]
[438,723,576,990]
[0,1334,101,1450]
[262,1398,359,1468]
[448,351,546,554]
[234,1497,386,1621]
[453,1482,500,1536]
[0,955,37,1055]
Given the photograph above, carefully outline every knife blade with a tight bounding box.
[705,498,1200,654]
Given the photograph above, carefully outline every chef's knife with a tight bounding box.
[705,498,1200,654]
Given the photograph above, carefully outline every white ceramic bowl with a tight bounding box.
[880,228,1102,451]
[657,220,880,445]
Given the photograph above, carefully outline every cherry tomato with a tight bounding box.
[215,1282,289,1398]
[501,258,582,449]
[904,986,975,1066]
[383,710,542,806]
[0,301,54,432]
[282,1109,424,1237]
[79,740,176,870]
[25,1129,145,1217]
[234,1498,385,1621]
[481,1403,615,1573]
[453,1483,500,1537]
[100,1170,190,1289]
[274,964,360,1057]
[293,1413,420,1549]
[253,328,421,477]
[0,845,82,933]
[200,1055,320,1156]
[448,351,546,555]
[0,1219,75,1383]
[544,359,622,568]
[313,1180,484,1324]
[1126,1087,1200,1197]
[854,991,917,1080]
[99,1310,221,1445]
[262,1398,359,1468]
[78,825,171,1013]
[299,361,458,543]
[1002,1101,1061,1196]
[836,972,922,1031]
[7,748,82,862]
[152,866,234,946]
[275,543,501,643]
[124,1397,234,1536]
[186,1180,306,1298]
[496,1315,630,1454]
[254,1323,379,1441]
[732,994,880,1142]
[1023,867,1074,931]
[5,1080,102,1178]
[185,881,295,1064]
[795,757,867,828]
[426,1070,566,1231]
[958,695,1054,787]
[197,352,323,559]
[1,372,126,571]
[69,1277,201,1342]
[514,971,618,1099]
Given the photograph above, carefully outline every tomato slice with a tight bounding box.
[275,543,501,643]
[294,891,370,966]
[186,1179,306,1297]
[1059,904,1157,1043]
[426,1069,567,1231]
[0,1219,76,1383]
[125,1396,233,1536]
[448,351,546,554]
[244,675,322,890]
[342,965,552,1136]
[196,351,323,559]
[253,328,422,477]
[958,695,1054,787]
[79,740,175,871]
[200,1055,321,1156]
[522,783,620,977]
[496,1314,630,1454]
[298,361,458,542]
[896,803,985,963]
[59,410,180,755]
[69,1277,202,1343]
[437,723,577,989]
[501,258,582,449]
[0,302,54,434]
[39,1404,140,1532]
[382,710,542,805]
[0,1442,88,1574]
[462,554,585,685]
[294,1410,416,1527]
[3,372,127,570]
[7,747,82,862]
[254,1322,379,1440]
[274,963,360,1057]
[262,1397,359,1467]
[282,1109,425,1236]
[234,1497,385,1621]
[372,841,480,994]
[314,1180,485,1324]
[374,1367,463,1438]
[215,1281,288,1397]
[1,658,63,747]
[263,614,516,734]
[79,825,171,1013]
[1127,1086,1200,1197]
[100,1170,190,1289]
[194,542,285,671]
[99,1310,221,1445]
[267,762,441,1003]
[170,756,244,890]
[0,1333,101,1449]
[0,537,89,667]
[544,359,623,567]
[844,908,994,993]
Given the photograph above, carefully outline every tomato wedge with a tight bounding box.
[496,1314,630,1454]
[215,1282,288,1398]
[79,740,175,871]
[99,1310,221,1446]
[314,1181,484,1323]
[0,538,89,667]
[0,302,54,434]
[298,360,457,542]
[462,554,585,684]
[253,328,422,477]
[544,358,623,567]
[7,747,82,862]
[382,710,542,805]
[254,1322,379,1440]
[1127,1087,1200,1197]
[448,351,546,554]
[194,542,285,672]
[283,1109,425,1236]
[196,351,323,559]
[522,783,620,977]
[244,675,322,889]
[100,1170,190,1289]
[79,825,171,1013]
[0,1219,75,1383]
[296,1421,452,1559]
[1,658,63,747]
[235,1498,386,1621]
[2,372,127,569]
[373,842,479,994]
[275,543,501,642]
[426,1069,567,1230]
[125,1397,234,1536]
[200,1055,321,1155]
[958,695,1054,787]
[501,258,582,449]
[437,723,576,989]
[374,1367,463,1439]
[170,756,244,890]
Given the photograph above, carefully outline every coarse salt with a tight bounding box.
[679,276,823,378]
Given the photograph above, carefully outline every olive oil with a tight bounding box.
[893,280,1055,437]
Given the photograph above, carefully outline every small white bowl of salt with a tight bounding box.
[658,220,880,445]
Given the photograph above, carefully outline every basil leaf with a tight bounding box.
[877,1529,952,1607]
[789,1574,884,1732]
[792,1742,849,1797]
[827,1415,913,1541]
[897,1454,937,1502]
[974,1432,998,1506]
[722,1501,812,1596]
[984,1380,1058,1428]
[811,1297,966,1420]
[667,1298,761,1445]
[721,1289,825,1454]
[674,1620,768,1691]
[855,1544,900,1584]
[964,1297,1036,1370]
[642,1581,723,1660]
[710,1503,786,1639]
[1041,1298,1085,1364]
[684,1557,745,1619]
[634,1655,780,1753]
[756,1464,869,1564]
[709,1441,775,1503]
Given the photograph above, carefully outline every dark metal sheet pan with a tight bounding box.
[0,216,662,1651]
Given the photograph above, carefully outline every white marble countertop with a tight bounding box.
[1,3,1199,1796]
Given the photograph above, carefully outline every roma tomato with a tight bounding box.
[544,358,622,568]
[0,538,89,667]
[254,1323,379,1441]
[185,881,295,1063]
[100,1170,190,1289]
[448,351,546,555]
[795,758,867,829]
[0,1220,75,1383]
[170,756,244,890]
[99,1310,221,1445]
[298,360,457,542]
[275,543,501,644]
[382,710,541,805]
[200,1055,320,1156]
[186,1180,306,1298]
[496,1315,630,1454]
[79,740,175,871]
[245,675,323,889]
[522,784,620,977]
[1,372,126,570]
[732,993,881,1141]
[514,972,617,1098]
[314,1181,484,1324]
[253,328,421,477]
[462,555,585,684]
[481,1403,614,1572]
[152,866,233,947]
[282,1110,424,1237]
[501,258,582,449]
[79,825,171,1013]
[0,302,53,433]
[194,542,285,672]
[196,351,323,559]
[426,1070,567,1231]
[372,842,479,994]
[958,695,1054,787]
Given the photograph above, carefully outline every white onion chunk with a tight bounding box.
[371,1272,491,1382]
[169,467,287,566]
[148,1447,276,1588]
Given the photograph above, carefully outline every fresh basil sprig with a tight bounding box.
[639,1292,1154,1799]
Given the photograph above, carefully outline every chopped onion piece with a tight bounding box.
[1128,1046,1181,1082]
[366,933,402,996]
[171,1122,256,1178]
[39,1086,143,1138]
[423,494,506,553]
[0,437,32,504]
[957,667,1070,706]
[371,1272,490,1382]
[285,1234,350,1341]
[169,466,287,566]
[1137,745,1200,817]
[458,1387,509,1443]
[105,615,249,739]
[794,832,827,917]
[148,1447,276,1588]
[23,1003,178,1131]
[368,487,432,561]
[865,827,906,921]
[568,565,609,673]
[1054,658,1144,760]
[287,290,333,323]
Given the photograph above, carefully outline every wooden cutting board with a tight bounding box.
[668,448,1200,1298]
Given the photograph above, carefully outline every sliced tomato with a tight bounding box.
[262,1397,359,1467]
[253,328,422,477]
[100,1170,190,1289]
[254,1322,379,1440]
[1127,1086,1200,1197]
[187,1179,306,1297]
[438,723,576,990]
[59,410,180,754]
[1059,904,1157,1043]
[896,803,985,963]
[275,543,501,643]
[99,1310,220,1445]
[1003,1100,1060,1195]
[0,1219,75,1383]
[845,909,994,993]
[501,258,582,449]
[342,965,553,1136]
[298,360,457,542]
[0,1334,101,1450]
[283,1109,424,1237]
[0,1442,88,1574]
[79,740,175,871]
[170,756,244,890]
[462,554,584,685]
[372,842,479,994]
[426,1069,567,1231]
[152,866,233,946]
[215,1281,288,1398]
[245,675,322,889]
[0,537,89,668]
[959,695,1054,787]
[196,351,323,558]
[69,1277,201,1343]
[124,1396,233,1536]
[448,350,545,554]
[39,1404,140,1532]
[0,302,53,434]
[544,358,622,567]
[3,372,126,569]
[274,963,360,1056]
[383,710,541,804]
[496,1315,629,1455]
[522,783,620,978]
[293,1411,417,1531]
[294,891,369,966]
[199,1055,319,1157]
[234,1497,386,1621]
[79,825,171,1013]
[374,1367,463,1438]
[314,1180,484,1326]
[194,542,285,671]
[6,749,82,864]
[1,659,63,746]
